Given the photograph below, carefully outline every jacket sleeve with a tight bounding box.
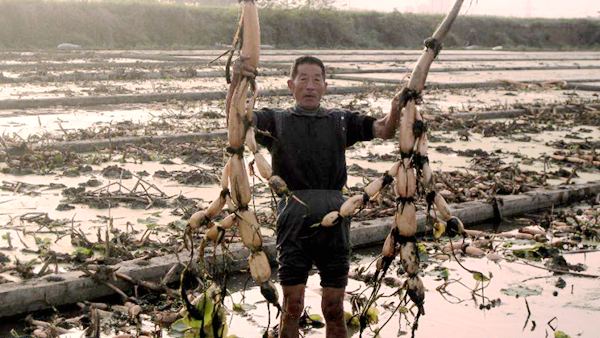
[253,108,277,149]
[345,110,376,147]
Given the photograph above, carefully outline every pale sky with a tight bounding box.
[341,0,600,18]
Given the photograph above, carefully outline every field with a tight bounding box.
[0,48,599,338]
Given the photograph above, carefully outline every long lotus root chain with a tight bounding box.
[318,1,467,331]
[186,0,280,311]
[382,0,467,323]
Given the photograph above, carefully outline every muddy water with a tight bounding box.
[0,77,356,100]
[329,60,600,70]
[1,49,599,332]
[0,118,597,281]
[344,68,600,84]
[1,87,596,139]
[210,247,600,338]
[47,245,600,338]
[347,126,600,188]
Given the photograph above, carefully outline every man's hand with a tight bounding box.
[231,55,258,86]
[373,93,402,140]
[227,56,259,116]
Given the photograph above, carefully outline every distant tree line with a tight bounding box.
[0,0,598,50]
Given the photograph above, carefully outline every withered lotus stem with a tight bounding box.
[254,152,273,180]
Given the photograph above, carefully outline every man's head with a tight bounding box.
[288,56,327,110]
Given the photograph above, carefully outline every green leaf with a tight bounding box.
[473,272,490,282]
[344,311,360,327]
[233,303,256,313]
[169,331,184,338]
[308,314,324,324]
[501,284,542,297]
[554,331,571,338]
[366,306,379,324]
[184,315,203,330]
[170,220,188,229]
[137,217,159,225]
[171,318,188,332]
[73,247,93,256]
[426,266,450,280]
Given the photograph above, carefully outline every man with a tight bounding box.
[234,56,399,338]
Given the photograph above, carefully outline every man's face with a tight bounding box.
[287,63,327,110]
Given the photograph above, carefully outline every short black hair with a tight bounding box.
[290,56,326,80]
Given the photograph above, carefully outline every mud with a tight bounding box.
[0,49,599,338]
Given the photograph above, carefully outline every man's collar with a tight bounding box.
[290,104,328,117]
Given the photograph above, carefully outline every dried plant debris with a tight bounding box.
[62,177,170,209]
[101,165,133,179]
[153,168,220,185]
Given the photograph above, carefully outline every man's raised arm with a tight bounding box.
[372,94,401,139]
